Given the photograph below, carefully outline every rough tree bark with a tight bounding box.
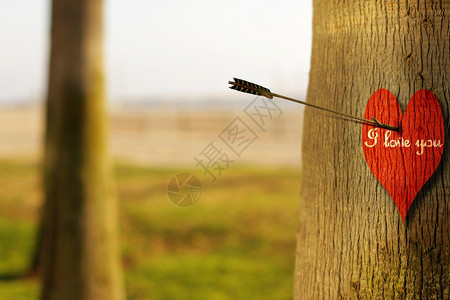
[39,0,124,299]
[295,1,448,299]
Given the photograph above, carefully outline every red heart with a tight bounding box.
[362,89,444,221]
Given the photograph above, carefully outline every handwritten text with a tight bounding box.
[364,129,443,155]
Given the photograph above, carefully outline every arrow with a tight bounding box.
[228,77,398,131]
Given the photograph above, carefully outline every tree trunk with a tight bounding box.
[295,1,448,299]
[40,0,124,299]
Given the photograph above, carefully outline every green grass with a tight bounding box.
[0,159,301,299]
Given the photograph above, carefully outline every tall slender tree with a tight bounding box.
[295,1,448,299]
[39,0,124,299]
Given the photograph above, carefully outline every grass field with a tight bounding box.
[0,158,301,299]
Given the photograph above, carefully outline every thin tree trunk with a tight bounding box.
[295,1,448,299]
[40,0,124,299]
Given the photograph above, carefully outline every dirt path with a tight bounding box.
[0,105,303,167]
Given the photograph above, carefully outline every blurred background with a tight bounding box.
[0,0,311,298]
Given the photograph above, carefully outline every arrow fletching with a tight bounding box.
[228,78,273,99]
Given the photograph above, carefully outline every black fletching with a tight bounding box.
[229,84,260,96]
[228,77,272,98]
[233,78,271,93]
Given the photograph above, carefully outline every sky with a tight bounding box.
[0,0,312,104]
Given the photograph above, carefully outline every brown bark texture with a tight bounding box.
[295,1,449,299]
[40,0,124,299]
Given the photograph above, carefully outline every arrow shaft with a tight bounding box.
[271,93,393,129]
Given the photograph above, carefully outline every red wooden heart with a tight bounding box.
[362,89,444,221]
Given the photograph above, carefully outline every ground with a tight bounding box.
[0,158,301,300]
